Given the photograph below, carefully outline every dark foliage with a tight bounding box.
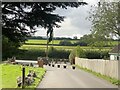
[15,47,70,60]
[27,36,73,40]
[74,41,88,46]
[59,40,72,46]
[2,2,87,43]
[15,49,46,60]
[48,47,70,59]
[2,2,87,59]
[85,50,109,59]
[54,37,72,40]
[69,46,109,60]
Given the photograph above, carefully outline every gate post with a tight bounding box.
[22,67,25,88]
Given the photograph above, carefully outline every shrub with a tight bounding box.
[69,46,109,60]
[76,46,86,58]
[69,46,86,64]
[85,50,109,59]
[85,50,101,59]
[16,47,70,60]
[59,40,72,46]
[69,49,76,64]
[48,47,70,59]
[100,51,109,60]
[74,41,88,46]
[16,49,46,60]
[2,35,20,60]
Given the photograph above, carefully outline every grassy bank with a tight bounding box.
[0,63,2,89]
[76,64,120,85]
[1,64,46,88]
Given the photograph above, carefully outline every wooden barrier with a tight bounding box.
[75,57,119,79]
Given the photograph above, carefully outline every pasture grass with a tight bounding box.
[18,39,116,60]
[26,40,60,44]
[1,63,46,88]
[76,64,120,85]
[22,39,117,51]
[19,45,75,50]
[25,39,79,45]
[20,44,112,51]
[0,63,2,89]
[25,39,118,46]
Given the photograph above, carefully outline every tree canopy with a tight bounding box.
[2,2,87,43]
[88,2,120,39]
[2,2,87,59]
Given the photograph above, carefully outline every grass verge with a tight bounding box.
[1,63,46,89]
[0,63,2,89]
[75,64,120,85]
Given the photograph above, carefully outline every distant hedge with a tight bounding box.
[59,40,72,46]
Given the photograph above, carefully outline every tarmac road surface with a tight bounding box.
[37,64,118,89]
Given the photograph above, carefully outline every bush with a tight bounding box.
[69,49,76,64]
[69,46,86,64]
[85,50,101,59]
[59,40,72,46]
[69,46,109,60]
[100,51,109,59]
[2,35,20,60]
[74,41,88,46]
[76,46,86,58]
[48,47,70,59]
[85,50,109,59]
[16,49,46,60]
[15,47,70,60]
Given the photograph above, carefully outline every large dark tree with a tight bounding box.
[2,2,87,43]
[2,2,87,59]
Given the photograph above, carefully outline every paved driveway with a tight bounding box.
[37,64,118,88]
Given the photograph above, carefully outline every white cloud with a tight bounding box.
[84,0,100,5]
[34,0,99,38]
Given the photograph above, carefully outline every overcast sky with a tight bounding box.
[34,0,100,39]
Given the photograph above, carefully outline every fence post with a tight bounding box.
[22,67,25,89]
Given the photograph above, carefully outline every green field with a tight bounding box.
[22,39,79,50]
[1,64,46,88]
[20,44,112,51]
[25,39,78,45]
[21,39,117,51]
[20,45,76,50]
[25,39,118,46]
[17,39,118,60]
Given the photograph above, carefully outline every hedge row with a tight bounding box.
[15,47,70,60]
[69,46,109,62]
[48,47,70,59]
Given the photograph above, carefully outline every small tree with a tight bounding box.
[69,49,76,64]
[76,46,86,58]
[87,2,119,39]
[73,36,77,40]
[69,46,86,64]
